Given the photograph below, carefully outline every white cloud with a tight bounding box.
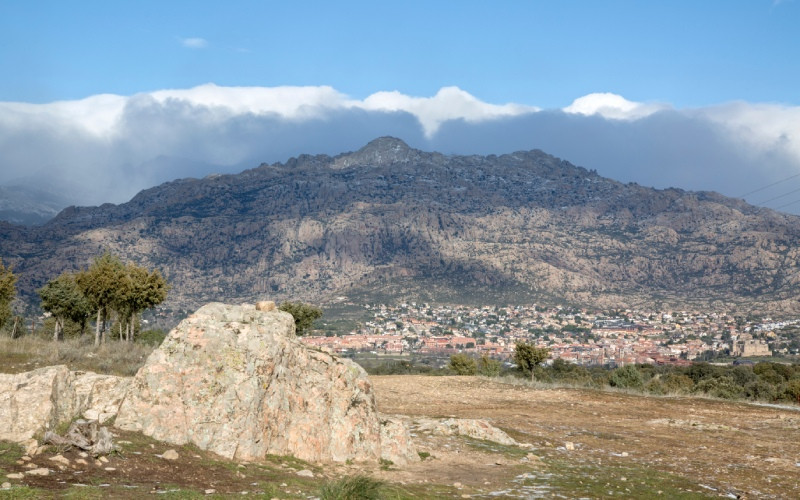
[360,86,536,137]
[179,37,209,49]
[695,101,800,169]
[563,92,669,120]
[149,83,348,119]
[1,84,800,215]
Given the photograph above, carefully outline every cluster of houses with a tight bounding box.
[303,303,792,367]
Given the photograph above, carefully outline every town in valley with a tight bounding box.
[303,302,800,367]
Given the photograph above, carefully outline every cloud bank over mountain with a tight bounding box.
[1,84,798,213]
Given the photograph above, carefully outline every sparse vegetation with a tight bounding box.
[279,301,323,336]
[0,334,154,376]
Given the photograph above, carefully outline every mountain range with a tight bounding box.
[2,137,799,321]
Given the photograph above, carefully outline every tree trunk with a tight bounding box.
[11,316,19,339]
[94,309,101,347]
[100,308,107,344]
[53,318,61,342]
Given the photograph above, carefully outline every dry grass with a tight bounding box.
[0,334,154,376]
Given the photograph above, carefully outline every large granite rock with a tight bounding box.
[115,302,384,463]
[0,366,129,444]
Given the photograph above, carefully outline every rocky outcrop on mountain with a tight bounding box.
[114,302,387,463]
[0,366,129,444]
[3,137,800,316]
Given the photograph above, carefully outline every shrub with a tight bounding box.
[319,475,385,500]
[693,376,744,400]
[686,362,721,383]
[279,301,323,335]
[136,328,167,346]
[477,354,501,377]
[744,379,777,401]
[780,379,800,404]
[660,373,694,394]
[449,353,477,375]
[609,365,644,390]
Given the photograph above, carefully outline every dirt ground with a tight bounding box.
[371,376,800,498]
[2,375,799,498]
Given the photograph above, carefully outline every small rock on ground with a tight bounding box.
[5,474,23,480]
[296,469,314,478]
[1,482,10,489]
[162,449,179,460]
[48,454,70,466]
[25,468,50,476]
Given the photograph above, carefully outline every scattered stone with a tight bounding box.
[205,489,216,495]
[49,454,70,466]
[98,456,109,463]
[23,463,37,469]
[162,449,179,460]
[94,459,103,466]
[296,469,314,478]
[415,417,524,447]
[75,459,88,465]
[5,473,23,480]
[255,300,276,312]
[79,452,88,458]
[104,467,116,472]
[25,468,50,476]
[1,482,10,489]
[454,482,463,488]
[44,419,116,456]
[22,440,38,457]
[20,456,31,462]
[621,451,629,457]
[565,441,575,451]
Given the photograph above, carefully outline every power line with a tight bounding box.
[740,172,800,198]
[756,185,800,205]
[775,198,800,210]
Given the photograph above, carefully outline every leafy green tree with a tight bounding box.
[113,263,170,342]
[38,272,93,340]
[0,258,16,331]
[449,353,477,375]
[76,252,125,346]
[513,342,550,380]
[279,301,323,336]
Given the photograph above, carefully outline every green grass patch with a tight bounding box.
[538,459,716,499]
[0,486,47,499]
[460,436,530,460]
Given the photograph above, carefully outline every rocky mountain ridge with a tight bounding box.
[2,137,800,318]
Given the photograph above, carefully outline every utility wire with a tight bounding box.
[740,172,800,198]
[756,185,800,205]
[775,198,800,210]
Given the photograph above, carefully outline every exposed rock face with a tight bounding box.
[5,138,800,317]
[379,416,419,465]
[115,302,384,463]
[0,366,130,443]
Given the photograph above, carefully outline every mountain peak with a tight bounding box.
[333,137,420,169]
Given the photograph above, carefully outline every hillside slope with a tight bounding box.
[2,137,800,317]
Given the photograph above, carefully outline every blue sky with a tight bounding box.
[2,0,797,107]
[1,1,800,213]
